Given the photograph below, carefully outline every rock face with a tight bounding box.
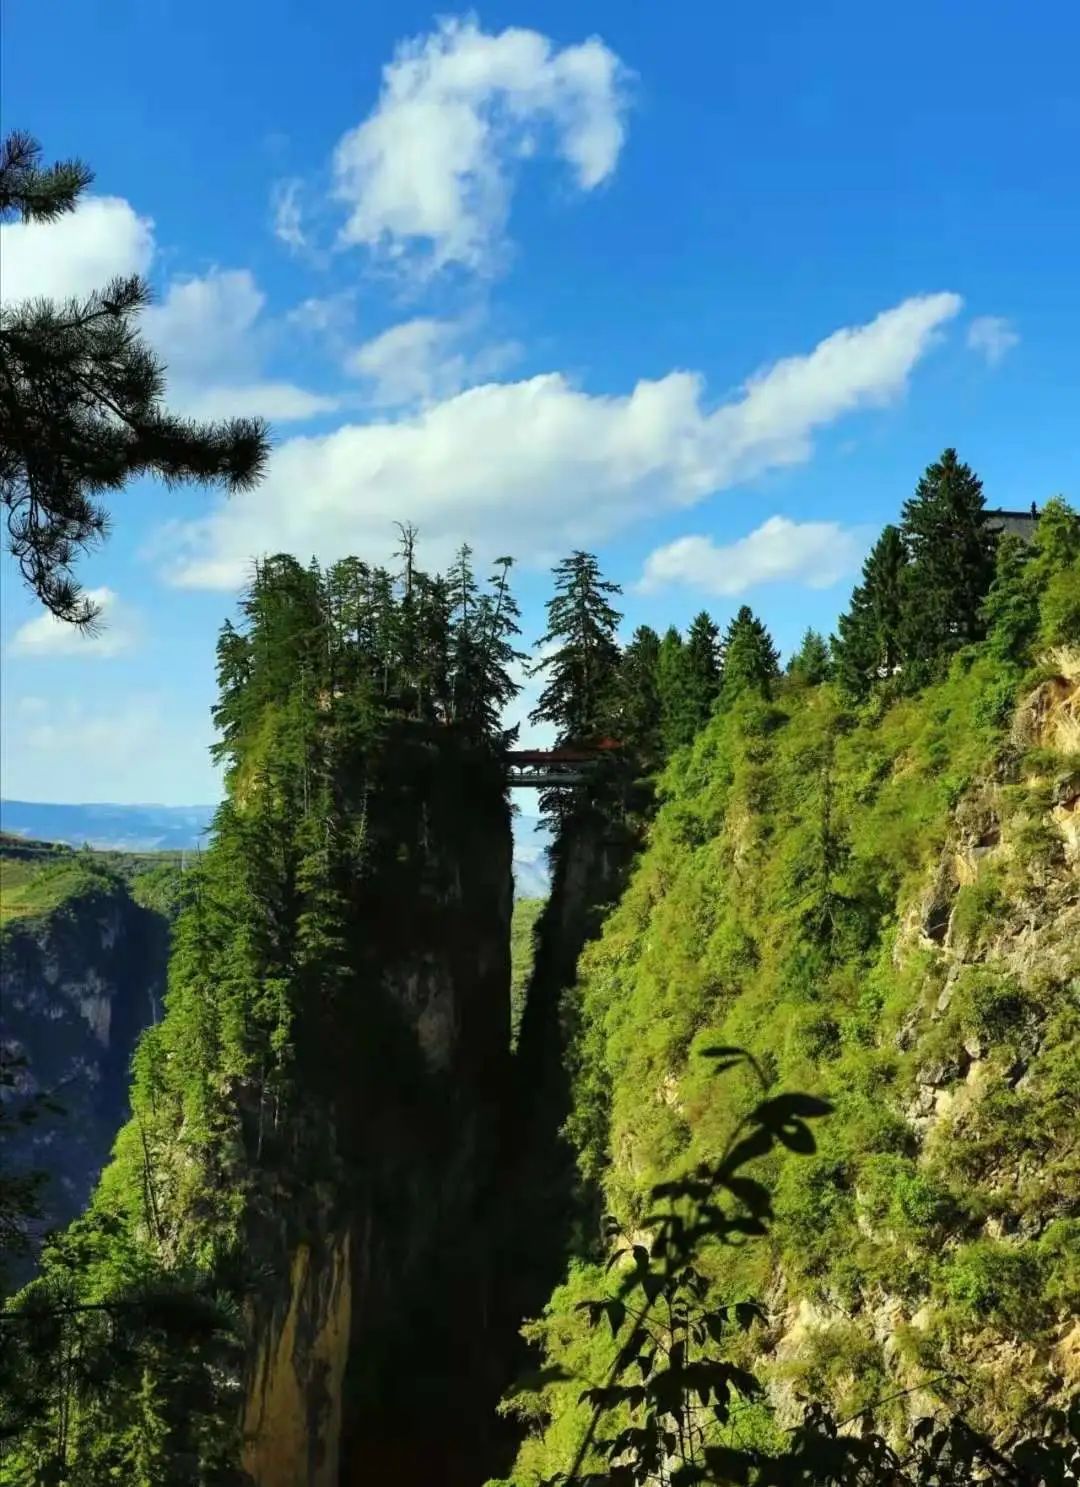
[235,730,516,1487]
[1,878,171,1280]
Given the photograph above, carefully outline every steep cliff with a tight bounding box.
[0,845,174,1283]
[501,643,1080,1476]
[2,548,536,1487]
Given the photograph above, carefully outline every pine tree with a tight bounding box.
[456,555,525,738]
[616,625,662,758]
[394,522,421,712]
[0,132,269,625]
[685,610,722,724]
[720,605,780,700]
[209,620,252,769]
[478,555,526,736]
[832,525,908,697]
[656,626,698,752]
[530,552,623,744]
[414,572,453,722]
[787,628,833,686]
[900,448,997,666]
[448,544,481,724]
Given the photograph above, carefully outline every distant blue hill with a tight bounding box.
[2,799,552,896]
[0,800,217,852]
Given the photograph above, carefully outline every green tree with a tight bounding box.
[685,609,723,723]
[657,625,699,752]
[720,605,780,701]
[0,132,269,625]
[414,571,454,722]
[531,552,623,744]
[616,625,663,758]
[461,555,525,739]
[787,627,833,686]
[832,525,908,697]
[982,497,1080,659]
[900,448,996,668]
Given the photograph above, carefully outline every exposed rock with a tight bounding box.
[0,881,170,1281]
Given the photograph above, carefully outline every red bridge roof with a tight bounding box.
[506,740,622,766]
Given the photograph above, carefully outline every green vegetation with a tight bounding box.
[1,542,523,1484]
[511,897,546,1050]
[1,131,268,624]
[4,441,1078,1479]
[0,849,124,925]
[500,494,1080,1476]
[0,839,184,926]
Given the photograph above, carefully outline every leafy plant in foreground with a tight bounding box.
[540,1048,1078,1486]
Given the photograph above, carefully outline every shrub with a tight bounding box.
[942,1239,1045,1331]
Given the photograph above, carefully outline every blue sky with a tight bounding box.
[2,0,1078,804]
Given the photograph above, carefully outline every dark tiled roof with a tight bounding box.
[983,508,1039,541]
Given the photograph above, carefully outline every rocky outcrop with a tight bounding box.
[772,658,1080,1436]
[1,878,170,1280]
[235,728,516,1487]
[244,1231,353,1487]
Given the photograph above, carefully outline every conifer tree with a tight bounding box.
[720,605,780,700]
[459,555,525,738]
[394,522,421,712]
[900,448,996,666]
[656,625,699,752]
[0,132,269,625]
[616,625,662,758]
[685,609,722,722]
[209,620,253,769]
[449,543,481,724]
[787,627,833,686]
[530,552,623,744]
[832,525,908,697]
[414,572,453,722]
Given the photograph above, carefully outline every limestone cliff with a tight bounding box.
[0,853,172,1281]
[231,727,515,1487]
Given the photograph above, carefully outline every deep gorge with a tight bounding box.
[3,501,1079,1485]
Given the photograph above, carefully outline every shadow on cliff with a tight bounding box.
[483,783,648,1481]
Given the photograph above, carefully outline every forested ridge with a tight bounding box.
[2,137,1079,1484]
[496,486,1080,1484]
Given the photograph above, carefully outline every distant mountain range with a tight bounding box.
[1,800,216,853]
[511,812,552,898]
[1,799,551,897]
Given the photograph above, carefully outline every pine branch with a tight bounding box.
[0,131,93,222]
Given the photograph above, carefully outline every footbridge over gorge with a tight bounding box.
[505,739,623,789]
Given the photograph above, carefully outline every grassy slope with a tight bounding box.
[511,897,546,1050]
[503,647,1079,1477]
[0,838,182,927]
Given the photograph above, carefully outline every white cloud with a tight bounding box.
[1,693,170,801]
[331,17,630,273]
[164,291,961,590]
[175,382,340,421]
[345,315,520,405]
[1,690,223,803]
[271,178,308,251]
[7,588,138,659]
[0,195,154,304]
[966,315,1019,367]
[142,267,338,422]
[286,290,358,341]
[639,516,868,596]
[143,269,267,375]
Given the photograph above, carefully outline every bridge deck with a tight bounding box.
[507,768,589,788]
[504,743,621,787]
